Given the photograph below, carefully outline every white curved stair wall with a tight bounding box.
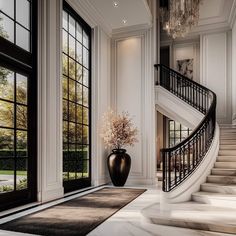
[160,123,219,207]
[155,86,203,129]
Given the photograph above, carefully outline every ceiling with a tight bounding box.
[87,0,152,31]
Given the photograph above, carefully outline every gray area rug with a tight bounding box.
[0,187,146,236]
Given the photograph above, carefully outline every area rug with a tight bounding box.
[0,187,146,236]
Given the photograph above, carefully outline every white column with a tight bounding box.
[37,0,64,202]
[232,20,236,124]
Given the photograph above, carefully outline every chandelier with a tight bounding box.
[160,0,203,39]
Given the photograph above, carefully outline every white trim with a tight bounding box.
[37,0,64,203]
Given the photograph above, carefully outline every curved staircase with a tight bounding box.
[142,65,236,234]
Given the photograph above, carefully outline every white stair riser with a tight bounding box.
[201,184,236,194]
[217,156,236,162]
[219,150,236,156]
[220,140,236,144]
[215,162,236,168]
[192,195,236,208]
[220,145,236,150]
[212,169,236,175]
[207,176,236,184]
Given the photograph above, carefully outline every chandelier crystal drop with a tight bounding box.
[160,0,203,39]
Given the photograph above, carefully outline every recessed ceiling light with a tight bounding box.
[122,19,127,24]
[113,1,119,7]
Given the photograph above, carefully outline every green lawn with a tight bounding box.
[0,170,27,176]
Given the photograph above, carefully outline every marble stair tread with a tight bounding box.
[212,168,236,175]
[141,202,236,234]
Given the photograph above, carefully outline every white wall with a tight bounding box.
[200,31,232,124]
[232,19,236,124]
[111,29,156,185]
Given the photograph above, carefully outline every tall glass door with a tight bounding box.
[62,1,91,193]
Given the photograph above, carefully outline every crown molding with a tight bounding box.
[112,23,152,38]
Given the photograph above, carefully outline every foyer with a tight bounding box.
[0,0,236,235]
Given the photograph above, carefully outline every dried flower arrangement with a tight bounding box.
[100,110,138,149]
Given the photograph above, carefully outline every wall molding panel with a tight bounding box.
[200,31,232,124]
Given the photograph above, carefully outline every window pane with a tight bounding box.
[62,30,68,54]
[16,73,27,104]
[63,100,68,120]
[68,122,76,143]
[83,107,89,125]
[0,68,14,101]
[76,124,82,143]
[83,160,89,178]
[0,100,14,128]
[76,23,82,42]
[76,42,82,63]
[68,58,75,80]
[63,11,68,31]
[76,83,82,104]
[83,31,89,48]
[62,54,68,76]
[69,35,75,59]
[16,130,27,157]
[16,0,30,29]
[0,158,14,193]
[77,105,82,124]
[69,15,75,37]
[76,63,82,83]
[83,68,88,87]
[82,125,89,144]
[0,13,14,42]
[68,102,76,122]
[63,121,68,143]
[16,105,27,129]
[62,76,68,99]
[83,86,88,107]
[0,0,14,18]
[16,158,27,190]
[83,47,89,68]
[175,122,181,130]
[68,79,76,102]
[16,24,30,51]
[0,128,14,157]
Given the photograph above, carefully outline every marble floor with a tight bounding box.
[0,183,234,236]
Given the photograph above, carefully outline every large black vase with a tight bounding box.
[107,149,131,186]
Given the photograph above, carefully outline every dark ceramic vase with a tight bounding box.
[107,149,131,186]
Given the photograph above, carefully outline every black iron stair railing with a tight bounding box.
[155,64,216,192]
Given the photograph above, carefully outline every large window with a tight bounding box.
[62,2,91,192]
[0,0,37,210]
[168,120,191,147]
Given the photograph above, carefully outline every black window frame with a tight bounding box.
[168,120,191,148]
[0,0,37,211]
[62,1,92,193]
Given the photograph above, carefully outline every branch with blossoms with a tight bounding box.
[100,110,138,149]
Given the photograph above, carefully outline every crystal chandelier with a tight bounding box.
[160,0,203,39]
